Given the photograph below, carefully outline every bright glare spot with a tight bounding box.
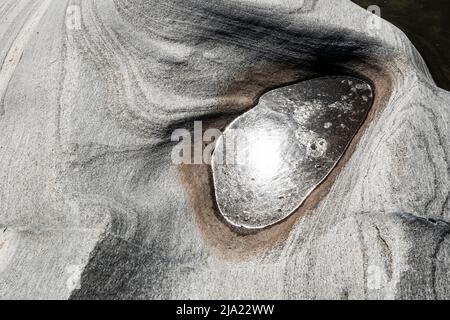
[244,130,283,182]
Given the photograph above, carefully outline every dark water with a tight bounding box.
[353,0,450,91]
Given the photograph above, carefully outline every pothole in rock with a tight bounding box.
[211,76,373,229]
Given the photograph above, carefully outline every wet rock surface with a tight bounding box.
[213,77,373,229]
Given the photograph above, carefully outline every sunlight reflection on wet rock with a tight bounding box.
[212,76,373,229]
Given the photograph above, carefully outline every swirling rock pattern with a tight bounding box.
[0,0,449,299]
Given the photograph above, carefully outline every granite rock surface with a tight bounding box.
[0,0,449,299]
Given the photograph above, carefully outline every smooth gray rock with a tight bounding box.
[0,0,449,299]
[212,76,373,229]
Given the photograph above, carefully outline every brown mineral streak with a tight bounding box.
[177,61,394,261]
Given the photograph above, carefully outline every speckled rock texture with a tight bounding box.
[0,0,449,299]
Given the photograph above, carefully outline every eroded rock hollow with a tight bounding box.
[0,0,449,299]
